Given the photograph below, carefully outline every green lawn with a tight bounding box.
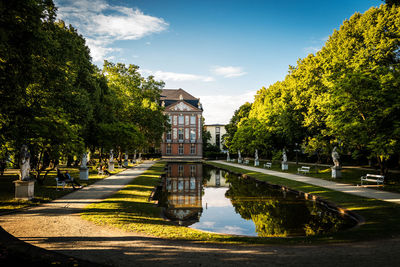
[81,160,400,245]
[237,159,400,193]
[0,164,128,213]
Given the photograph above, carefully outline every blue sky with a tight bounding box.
[55,0,382,124]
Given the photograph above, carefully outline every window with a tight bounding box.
[190,144,196,155]
[216,127,220,134]
[166,144,171,154]
[178,115,184,125]
[190,165,196,177]
[185,115,189,125]
[166,131,171,141]
[190,115,196,125]
[178,128,184,141]
[173,128,177,140]
[168,115,172,124]
[216,133,220,148]
[178,165,184,176]
[178,144,184,155]
[173,115,177,126]
[185,128,189,140]
[190,128,196,141]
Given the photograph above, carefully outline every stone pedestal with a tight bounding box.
[281,162,288,171]
[79,167,89,180]
[14,180,35,200]
[331,166,342,178]
[254,160,259,167]
[109,162,114,171]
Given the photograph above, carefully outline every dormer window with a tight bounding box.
[179,94,183,100]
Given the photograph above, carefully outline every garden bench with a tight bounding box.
[361,174,384,185]
[264,162,272,168]
[297,166,310,175]
[244,160,249,164]
[97,167,104,175]
[55,177,66,190]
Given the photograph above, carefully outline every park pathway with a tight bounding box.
[212,161,400,205]
[1,160,400,266]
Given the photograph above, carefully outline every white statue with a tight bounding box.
[282,149,287,163]
[255,149,259,161]
[227,151,230,161]
[332,146,340,167]
[81,152,88,168]
[110,149,114,162]
[20,145,31,181]
[238,150,241,159]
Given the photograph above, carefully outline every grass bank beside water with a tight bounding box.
[81,160,400,244]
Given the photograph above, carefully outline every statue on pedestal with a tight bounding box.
[332,146,340,167]
[254,149,259,166]
[20,145,31,181]
[227,151,230,161]
[238,150,242,163]
[81,152,88,168]
[281,148,288,170]
[331,146,342,178]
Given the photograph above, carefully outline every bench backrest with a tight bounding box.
[301,166,310,170]
[366,174,384,179]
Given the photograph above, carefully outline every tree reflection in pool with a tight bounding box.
[157,163,357,237]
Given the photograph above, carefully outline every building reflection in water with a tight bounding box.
[161,163,203,226]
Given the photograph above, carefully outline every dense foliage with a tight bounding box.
[227,4,400,174]
[0,0,167,181]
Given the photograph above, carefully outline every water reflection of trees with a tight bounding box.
[224,173,355,237]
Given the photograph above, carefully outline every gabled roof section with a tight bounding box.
[165,100,202,112]
[161,89,198,101]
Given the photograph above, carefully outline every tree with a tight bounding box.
[223,102,252,149]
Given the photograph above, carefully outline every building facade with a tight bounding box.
[204,124,226,151]
[160,89,203,160]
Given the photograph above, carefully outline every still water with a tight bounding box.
[157,162,356,237]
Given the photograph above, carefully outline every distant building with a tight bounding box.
[160,89,203,160]
[204,124,226,151]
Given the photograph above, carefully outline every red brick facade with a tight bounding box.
[160,89,203,160]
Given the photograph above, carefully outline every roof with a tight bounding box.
[161,89,198,100]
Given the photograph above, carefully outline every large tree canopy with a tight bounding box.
[229,4,400,173]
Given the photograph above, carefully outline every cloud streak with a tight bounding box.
[55,0,168,62]
[140,69,215,82]
[211,66,247,78]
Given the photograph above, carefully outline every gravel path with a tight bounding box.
[1,160,400,266]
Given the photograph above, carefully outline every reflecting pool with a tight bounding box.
[157,162,357,237]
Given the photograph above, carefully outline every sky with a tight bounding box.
[55,0,383,125]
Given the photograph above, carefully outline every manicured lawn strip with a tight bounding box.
[237,160,400,193]
[207,161,400,242]
[81,161,400,244]
[0,165,128,213]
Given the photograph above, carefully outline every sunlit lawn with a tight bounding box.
[81,161,400,244]
[236,159,400,193]
[0,164,128,213]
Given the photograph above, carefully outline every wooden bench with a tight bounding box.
[264,162,272,168]
[297,166,310,175]
[361,174,384,185]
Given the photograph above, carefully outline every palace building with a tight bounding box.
[160,89,203,160]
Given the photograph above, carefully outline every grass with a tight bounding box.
[238,159,400,193]
[81,160,400,245]
[0,163,129,214]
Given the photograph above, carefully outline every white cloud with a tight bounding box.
[141,69,215,82]
[211,66,247,78]
[199,90,256,125]
[304,46,321,55]
[55,0,168,62]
